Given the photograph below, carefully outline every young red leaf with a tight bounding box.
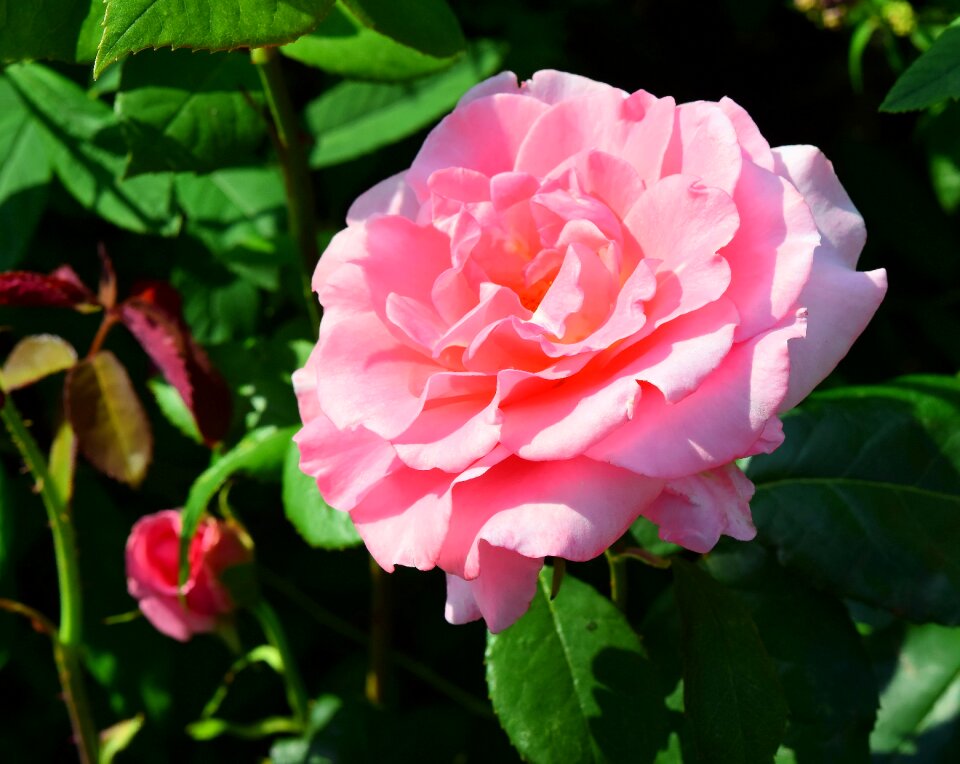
[120,283,231,445]
[65,351,153,488]
[0,267,98,310]
[1,334,78,390]
[97,243,118,309]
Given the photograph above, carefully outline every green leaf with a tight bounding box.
[1,334,77,391]
[179,425,296,585]
[147,378,203,444]
[341,0,464,58]
[0,76,51,269]
[174,167,287,288]
[871,624,960,756]
[116,50,265,176]
[99,713,145,764]
[306,40,503,168]
[704,543,878,762]
[4,63,181,236]
[0,1,103,64]
[65,351,153,488]
[48,420,77,508]
[282,441,361,549]
[921,101,960,214]
[281,1,457,81]
[486,568,671,764]
[187,715,301,741]
[629,515,682,558]
[881,23,960,111]
[673,558,788,764]
[95,0,336,78]
[748,375,960,625]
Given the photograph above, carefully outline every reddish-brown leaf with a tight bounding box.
[120,284,231,445]
[65,351,153,488]
[0,268,98,310]
[97,243,118,310]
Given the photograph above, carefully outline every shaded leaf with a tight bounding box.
[282,441,361,549]
[4,63,181,236]
[705,542,877,762]
[486,568,671,764]
[920,101,960,214]
[179,426,296,585]
[881,24,960,112]
[306,40,503,168]
[65,351,153,487]
[0,76,51,269]
[0,268,97,310]
[341,0,465,58]
[673,558,788,764]
[1,335,77,390]
[121,281,232,445]
[0,0,103,64]
[281,1,457,81]
[871,624,960,758]
[116,50,266,176]
[749,376,960,625]
[95,0,336,78]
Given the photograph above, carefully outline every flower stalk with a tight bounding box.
[250,46,321,335]
[0,395,98,764]
[250,598,311,728]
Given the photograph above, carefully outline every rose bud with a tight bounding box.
[293,70,886,632]
[125,510,252,641]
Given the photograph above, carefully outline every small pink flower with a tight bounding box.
[294,70,887,632]
[126,510,251,641]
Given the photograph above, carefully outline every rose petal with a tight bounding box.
[661,101,742,195]
[347,171,419,225]
[718,97,775,171]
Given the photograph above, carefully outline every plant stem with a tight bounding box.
[86,310,118,358]
[606,548,629,612]
[1,395,98,764]
[250,598,310,728]
[250,46,321,335]
[366,556,390,706]
[259,567,493,719]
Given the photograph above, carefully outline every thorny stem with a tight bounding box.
[250,46,321,335]
[250,598,311,728]
[0,395,98,764]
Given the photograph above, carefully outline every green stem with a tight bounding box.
[260,567,493,719]
[366,557,390,706]
[250,598,310,727]
[1,396,98,764]
[605,548,628,612]
[250,46,321,336]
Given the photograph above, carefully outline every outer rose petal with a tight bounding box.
[138,595,217,642]
[346,171,419,225]
[642,462,756,554]
[444,545,544,633]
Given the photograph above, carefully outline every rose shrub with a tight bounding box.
[293,70,887,632]
[126,510,251,641]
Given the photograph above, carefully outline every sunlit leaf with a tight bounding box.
[95,0,336,78]
[1,335,77,391]
[281,1,457,81]
[4,63,181,236]
[99,713,145,764]
[0,76,50,269]
[282,441,361,549]
[306,40,503,168]
[65,351,153,487]
[486,568,671,763]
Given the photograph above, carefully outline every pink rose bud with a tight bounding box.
[293,70,887,632]
[125,510,252,641]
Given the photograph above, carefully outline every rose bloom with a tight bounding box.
[294,70,886,632]
[126,510,251,641]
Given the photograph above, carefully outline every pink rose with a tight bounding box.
[126,510,251,641]
[294,70,886,632]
